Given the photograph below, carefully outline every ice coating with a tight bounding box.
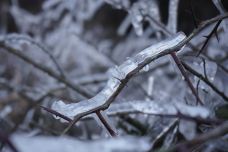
[137,32,185,57]
[51,32,186,120]
[131,100,210,119]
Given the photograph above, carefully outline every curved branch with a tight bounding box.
[51,33,186,124]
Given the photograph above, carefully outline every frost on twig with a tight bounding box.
[51,32,186,121]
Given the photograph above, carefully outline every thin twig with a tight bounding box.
[197,20,222,56]
[164,122,228,152]
[1,13,228,136]
[0,130,18,152]
[170,52,203,105]
[0,41,93,98]
[96,111,117,137]
[40,106,72,122]
[5,34,66,78]
[181,61,228,101]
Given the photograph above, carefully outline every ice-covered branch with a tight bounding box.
[107,100,211,119]
[167,0,179,33]
[51,32,186,121]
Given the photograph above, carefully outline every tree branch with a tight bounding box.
[181,61,228,101]
[52,33,186,133]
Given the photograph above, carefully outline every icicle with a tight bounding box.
[146,76,154,101]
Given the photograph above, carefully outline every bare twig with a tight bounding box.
[181,61,228,101]
[166,122,228,152]
[146,12,228,104]
[170,52,203,105]
[150,119,179,150]
[0,130,18,152]
[96,111,117,137]
[197,20,222,56]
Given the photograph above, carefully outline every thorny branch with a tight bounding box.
[0,1,227,151]
[197,20,222,56]
[0,130,18,152]
[181,61,228,101]
[59,32,186,134]
[1,13,228,136]
[145,11,228,101]
[0,37,115,136]
[51,13,228,128]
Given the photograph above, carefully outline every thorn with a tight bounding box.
[203,35,209,38]
[39,105,72,122]
[197,20,222,56]
[215,31,220,42]
[170,52,204,105]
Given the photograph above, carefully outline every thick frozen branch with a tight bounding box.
[51,32,186,121]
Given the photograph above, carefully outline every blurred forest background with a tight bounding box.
[0,0,228,152]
